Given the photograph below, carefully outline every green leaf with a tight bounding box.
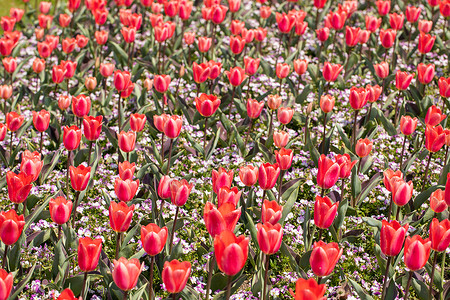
[414,185,444,209]
[131,283,147,300]
[355,172,381,207]
[280,187,299,224]
[412,276,430,300]
[348,278,374,300]
[9,263,37,299]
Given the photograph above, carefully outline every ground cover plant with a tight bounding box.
[0,0,449,299]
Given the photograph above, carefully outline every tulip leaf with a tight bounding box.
[279,241,300,273]
[210,273,228,292]
[412,276,430,300]
[40,149,62,182]
[130,283,147,300]
[351,169,361,199]
[348,278,374,300]
[109,41,129,66]
[374,107,396,136]
[385,277,398,300]
[361,217,382,230]
[52,239,67,280]
[206,127,222,161]
[355,172,381,207]
[296,84,311,104]
[333,197,348,230]
[280,187,299,225]
[212,275,246,300]
[9,262,36,299]
[121,219,142,251]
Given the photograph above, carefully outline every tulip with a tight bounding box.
[277,107,294,125]
[114,70,132,91]
[314,195,338,229]
[109,201,135,233]
[365,15,381,32]
[440,0,450,17]
[32,58,45,73]
[141,223,168,256]
[260,6,271,19]
[100,63,115,77]
[417,63,435,84]
[355,138,373,158]
[317,154,340,190]
[275,12,296,33]
[267,95,282,111]
[391,179,413,207]
[20,150,43,182]
[6,171,33,204]
[405,6,421,23]
[259,163,280,190]
[376,0,390,15]
[289,278,326,300]
[63,125,82,151]
[419,20,433,33]
[195,94,220,117]
[70,165,91,192]
[328,9,347,30]
[425,125,446,153]
[335,154,357,180]
[114,178,139,202]
[198,37,212,52]
[6,112,24,132]
[238,165,258,186]
[0,85,12,100]
[85,77,97,91]
[112,257,143,292]
[257,222,283,255]
[261,199,283,225]
[162,260,191,293]
[380,220,408,256]
[400,116,418,136]
[310,241,342,277]
[62,38,77,54]
[49,196,72,226]
[0,269,13,300]
[71,95,91,118]
[77,237,102,272]
[374,61,389,79]
[0,209,25,245]
[273,130,289,148]
[418,32,436,54]
[225,66,246,86]
[207,60,222,80]
[345,26,360,47]
[58,95,71,111]
[52,65,66,84]
[349,87,368,110]
[214,229,249,276]
[153,114,169,132]
[366,84,382,103]
[83,116,103,142]
[383,169,403,192]
[316,27,329,42]
[395,71,414,91]
[95,30,108,45]
[276,63,291,79]
[430,189,447,213]
[204,202,241,237]
[170,179,193,207]
[32,110,50,133]
[244,57,260,76]
[229,35,245,55]
[429,218,450,252]
[118,130,136,153]
[192,62,211,84]
[217,187,241,207]
[319,95,335,113]
[404,235,431,271]
[379,29,396,48]
[2,57,16,73]
[163,115,182,139]
[246,99,264,119]
[275,148,293,170]
[210,4,228,24]
[322,62,343,82]
[57,288,80,300]
[76,35,88,48]
[425,105,446,126]
[388,13,404,30]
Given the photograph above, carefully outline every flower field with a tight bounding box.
[0,0,449,299]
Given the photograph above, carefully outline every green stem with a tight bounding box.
[403,271,413,300]
[381,256,392,300]
[429,251,438,299]
[169,206,179,253]
[263,254,270,300]
[2,245,8,270]
[148,256,155,300]
[226,275,232,300]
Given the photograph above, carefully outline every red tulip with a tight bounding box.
[71,95,90,118]
[69,164,91,191]
[114,178,139,202]
[195,94,220,117]
[355,138,373,157]
[317,154,340,189]
[429,218,450,252]
[163,115,182,139]
[258,163,280,190]
[275,148,293,170]
[273,130,289,148]
[170,179,193,206]
[214,229,249,276]
[20,150,43,182]
[154,75,171,93]
[57,288,80,300]
[439,77,450,98]
[198,36,212,52]
[418,32,436,54]
[379,29,396,48]
[6,111,24,132]
[118,130,136,153]
[275,12,296,33]
[153,114,169,132]
[109,201,135,232]
[389,12,404,30]
[278,107,294,124]
[63,125,82,151]
[267,94,282,110]
[380,220,408,256]
[322,62,343,82]
[376,0,390,16]
[316,27,329,42]
[52,65,66,84]
[335,154,357,179]
[238,165,258,186]
[114,70,132,92]
[2,57,16,74]
[405,6,421,23]
[32,58,45,73]
[49,196,72,225]
[204,202,241,237]
[365,15,381,32]
[289,278,326,300]
[440,0,450,17]
[349,87,368,110]
[430,189,447,213]
[212,167,233,194]
[59,13,72,27]
[141,223,168,256]
[417,63,435,84]
[257,222,283,255]
[112,257,143,291]
[293,59,308,76]
[128,113,146,132]
[62,38,77,54]
[310,241,342,277]
[327,8,347,30]
[374,61,389,78]
[395,71,414,90]
[83,116,103,141]
[0,209,25,245]
[217,187,241,207]
[32,109,50,132]
[58,95,71,111]
[400,116,418,136]
[6,171,33,204]
[100,63,115,77]
[244,57,260,76]
[0,85,12,100]
[418,20,433,33]
[425,125,446,152]
[162,260,191,293]
[0,124,6,141]
[0,268,13,300]
[77,237,102,272]
[261,199,283,225]
[383,169,403,192]
[345,26,360,47]
[210,4,228,24]
[230,35,245,54]
[10,8,24,22]
[276,63,291,79]
[366,84,382,103]
[95,30,108,45]
[0,38,14,56]
[225,66,247,86]
[192,62,211,84]
[260,6,271,19]
[314,195,338,229]
[207,60,222,80]
[392,179,413,206]
[121,26,136,43]
[425,105,446,126]
[404,235,431,271]
[246,99,264,119]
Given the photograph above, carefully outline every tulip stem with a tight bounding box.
[2,245,8,270]
[57,225,62,240]
[66,151,71,197]
[399,135,407,170]
[115,231,120,260]
[161,133,165,162]
[169,206,179,254]
[81,272,88,299]
[118,96,123,131]
[267,110,274,143]
[9,132,13,160]
[39,131,43,156]
[422,152,433,191]
[172,293,176,300]
[381,256,391,300]
[395,205,401,221]
[166,139,173,175]
[404,271,413,300]
[321,112,327,154]
[387,201,393,223]
[445,146,449,166]
[205,255,215,300]
[148,256,155,300]
[440,251,446,300]
[357,159,362,174]
[429,251,438,299]
[317,228,323,241]
[71,191,81,228]
[263,254,270,300]
[87,141,94,166]
[277,170,285,203]
[123,291,128,300]
[352,110,359,151]
[203,117,208,155]
[226,275,232,300]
